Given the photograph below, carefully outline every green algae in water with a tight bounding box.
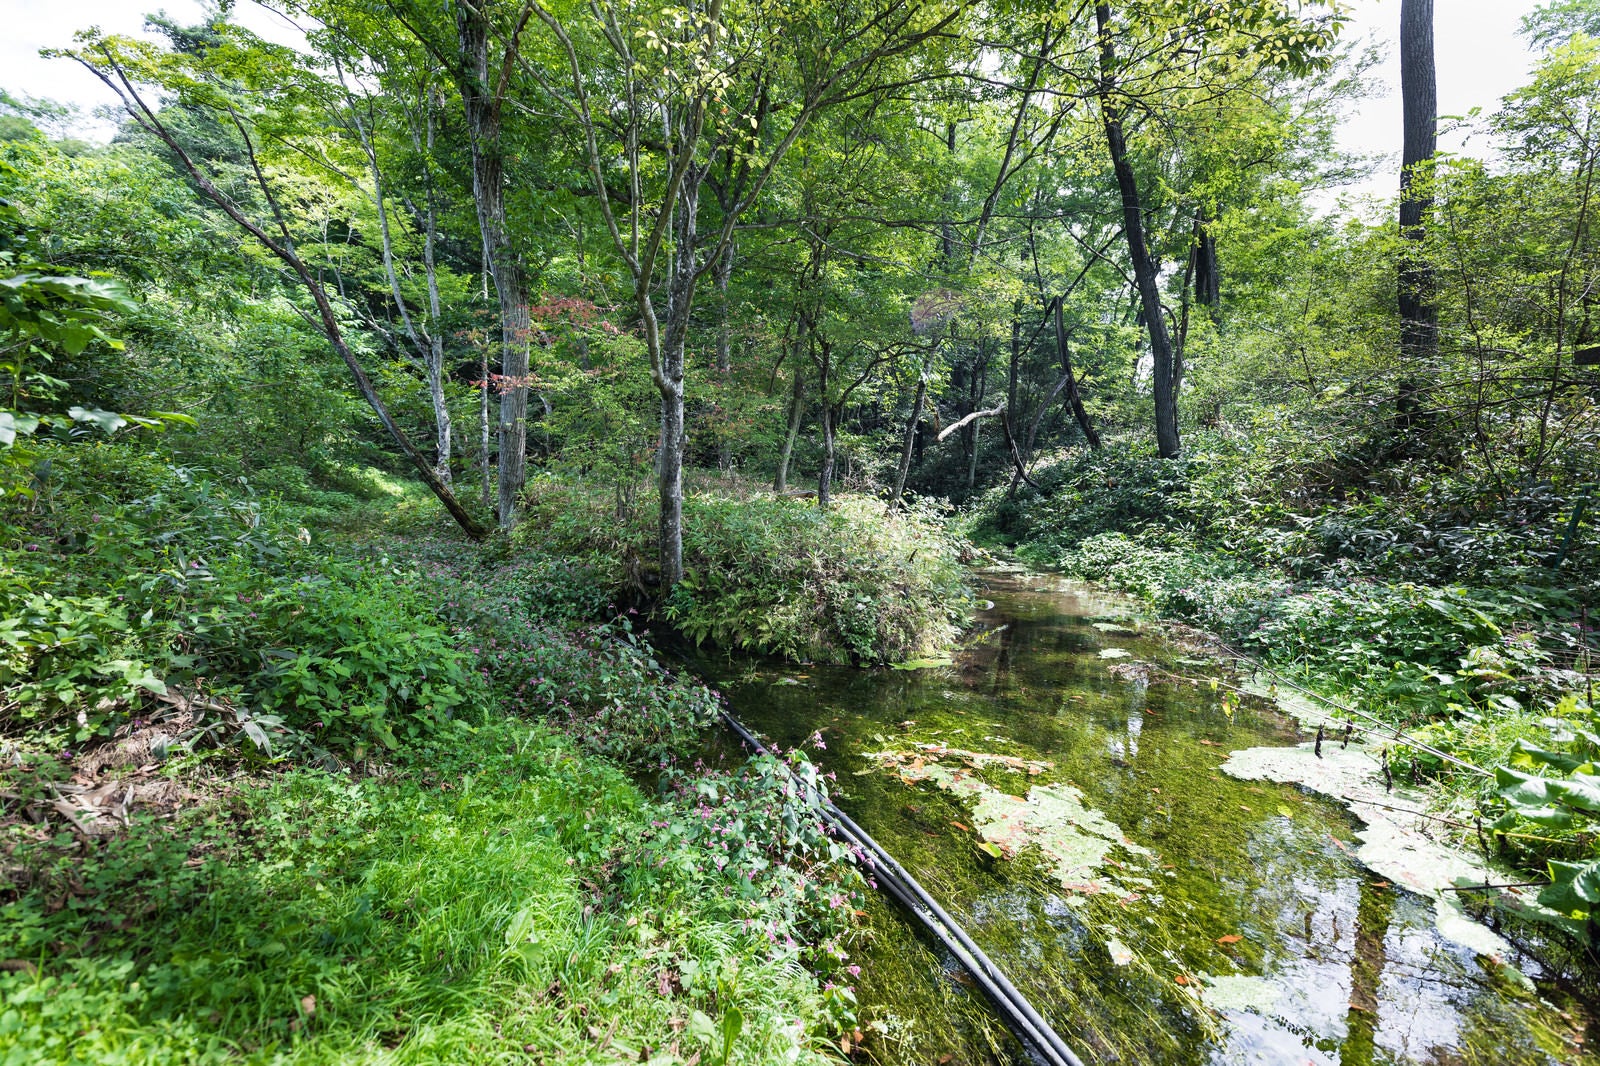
[695,571,1595,1066]
[867,746,1149,893]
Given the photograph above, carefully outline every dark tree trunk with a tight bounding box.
[1195,213,1220,315]
[1053,298,1101,449]
[1398,0,1438,430]
[456,5,529,527]
[1096,3,1181,458]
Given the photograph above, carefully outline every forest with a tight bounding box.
[2,0,1599,1063]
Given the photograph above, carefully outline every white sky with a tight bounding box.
[0,0,305,138]
[1328,0,1545,210]
[0,0,1550,205]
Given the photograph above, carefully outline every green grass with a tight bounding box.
[0,720,841,1065]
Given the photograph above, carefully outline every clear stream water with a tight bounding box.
[694,568,1595,1066]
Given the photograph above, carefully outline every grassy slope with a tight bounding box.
[0,720,837,1065]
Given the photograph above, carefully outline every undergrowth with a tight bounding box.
[0,719,864,1065]
[515,478,974,665]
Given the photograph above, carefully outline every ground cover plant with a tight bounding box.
[0,719,862,1065]
[0,446,869,1064]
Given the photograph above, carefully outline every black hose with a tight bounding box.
[719,711,1087,1066]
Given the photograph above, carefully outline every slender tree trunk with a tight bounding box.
[420,195,452,484]
[1053,297,1101,449]
[479,342,491,509]
[1096,2,1181,458]
[1007,318,1020,417]
[1398,0,1438,431]
[775,348,806,493]
[654,181,700,587]
[1195,209,1220,317]
[967,420,981,490]
[818,404,836,509]
[457,6,529,527]
[816,335,834,509]
[714,241,735,471]
[887,373,926,513]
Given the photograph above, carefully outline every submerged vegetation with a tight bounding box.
[3,0,1600,1062]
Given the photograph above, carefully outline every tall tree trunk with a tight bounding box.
[420,193,452,484]
[818,404,836,509]
[965,344,986,490]
[654,181,700,587]
[887,373,926,513]
[1054,297,1101,449]
[775,356,805,493]
[1397,0,1438,431]
[714,241,735,471]
[342,64,455,486]
[479,341,491,509]
[967,420,981,490]
[1195,209,1220,316]
[456,5,529,527]
[816,334,834,509]
[1096,2,1181,458]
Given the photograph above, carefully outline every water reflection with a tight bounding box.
[698,570,1589,1065]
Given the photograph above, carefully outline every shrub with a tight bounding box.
[516,479,974,665]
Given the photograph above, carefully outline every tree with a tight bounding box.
[524,0,964,586]
[63,27,489,538]
[452,0,534,528]
[1080,1,1345,459]
[1397,0,1437,430]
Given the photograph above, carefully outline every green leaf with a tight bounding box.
[67,406,128,435]
[0,410,39,446]
[1540,859,1600,915]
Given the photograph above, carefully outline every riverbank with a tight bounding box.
[969,440,1600,955]
[0,459,883,1064]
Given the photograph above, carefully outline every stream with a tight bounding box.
[694,568,1594,1065]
